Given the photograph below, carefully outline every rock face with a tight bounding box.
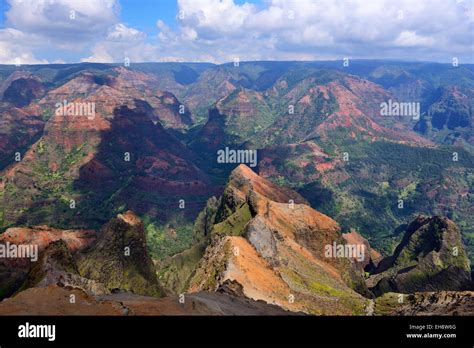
[415,86,474,147]
[2,77,46,107]
[22,240,109,296]
[0,70,213,230]
[77,211,164,297]
[0,104,45,171]
[0,226,96,251]
[342,230,383,272]
[192,88,275,151]
[0,226,96,299]
[374,291,474,316]
[368,216,471,295]
[146,91,193,129]
[188,164,369,315]
[1,211,164,301]
[394,291,474,316]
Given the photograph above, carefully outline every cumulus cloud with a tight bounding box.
[157,0,474,62]
[82,23,158,63]
[394,31,436,47]
[0,0,472,64]
[106,23,145,41]
[0,28,48,64]
[177,0,256,38]
[0,0,121,64]
[80,43,114,63]
[5,0,119,45]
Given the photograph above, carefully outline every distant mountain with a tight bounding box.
[415,86,474,148]
[0,69,214,232]
[2,77,45,107]
[0,60,473,316]
[0,104,44,171]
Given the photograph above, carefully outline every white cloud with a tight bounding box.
[0,28,48,64]
[106,23,145,41]
[394,31,436,47]
[5,0,119,45]
[81,43,114,63]
[1,0,472,64]
[82,24,159,63]
[181,26,198,41]
[156,0,474,62]
[0,0,121,64]
[177,0,256,37]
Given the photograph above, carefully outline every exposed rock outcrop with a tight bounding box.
[188,164,370,314]
[342,229,383,272]
[77,211,165,297]
[0,225,96,251]
[368,216,471,295]
[374,291,474,316]
[2,77,46,107]
[0,226,96,299]
[0,284,294,316]
[22,240,109,295]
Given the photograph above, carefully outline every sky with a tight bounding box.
[0,0,472,64]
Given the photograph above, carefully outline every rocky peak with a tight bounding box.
[189,165,370,314]
[23,240,78,287]
[229,164,308,205]
[117,210,141,226]
[77,211,164,297]
[1,237,114,312]
[368,215,471,295]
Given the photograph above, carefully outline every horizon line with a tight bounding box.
[1,58,473,67]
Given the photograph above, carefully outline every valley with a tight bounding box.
[0,60,472,315]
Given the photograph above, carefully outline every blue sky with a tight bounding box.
[0,1,7,25]
[120,0,180,32]
[0,0,472,64]
[121,0,263,33]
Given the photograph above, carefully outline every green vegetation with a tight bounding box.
[212,203,252,237]
[280,262,366,315]
[156,242,207,293]
[189,239,232,291]
[144,216,195,259]
[289,141,474,260]
[41,108,53,121]
[373,292,404,315]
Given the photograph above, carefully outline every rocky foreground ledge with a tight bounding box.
[0,166,472,316]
